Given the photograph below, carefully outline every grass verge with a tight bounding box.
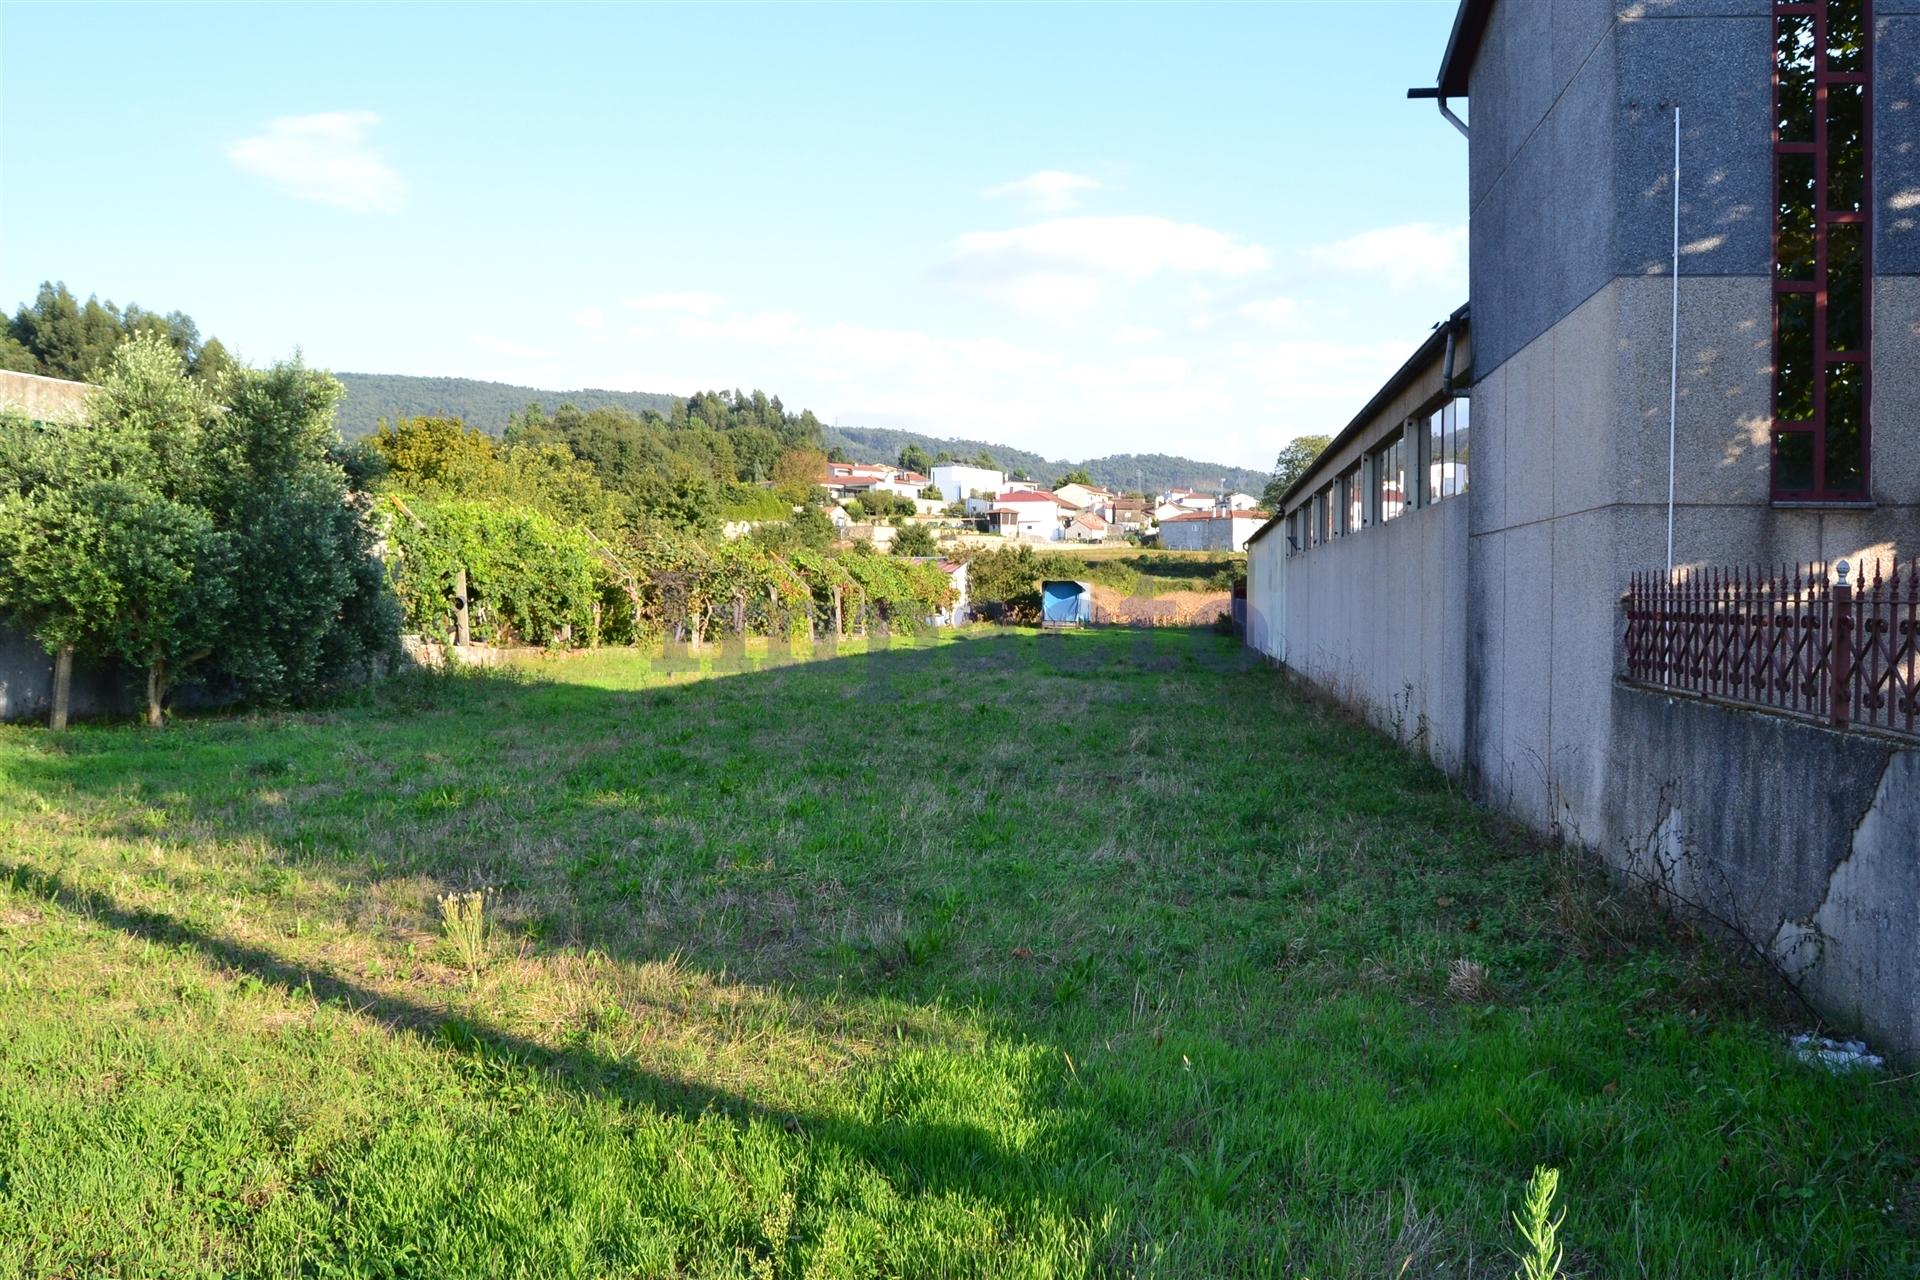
[0,628,1913,1277]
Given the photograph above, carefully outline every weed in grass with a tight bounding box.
[1174,1139,1258,1214]
[437,889,491,980]
[1446,957,1490,1003]
[1510,1166,1566,1280]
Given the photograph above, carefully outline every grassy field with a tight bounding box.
[0,628,1915,1278]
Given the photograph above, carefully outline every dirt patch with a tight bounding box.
[1091,586,1231,626]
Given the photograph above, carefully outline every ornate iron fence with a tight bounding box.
[1623,558,1918,740]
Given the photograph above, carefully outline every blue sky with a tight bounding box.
[1,2,1468,470]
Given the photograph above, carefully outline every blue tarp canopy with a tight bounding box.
[1041,580,1094,625]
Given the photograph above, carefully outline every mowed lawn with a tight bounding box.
[0,628,1915,1279]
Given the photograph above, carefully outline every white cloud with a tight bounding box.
[226,110,405,213]
[982,170,1106,213]
[1239,295,1303,327]
[622,291,725,316]
[1113,325,1163,346]
[1309,222,1467,289]
[953,216,1270,280]
[570,307,605,329]
[944,215,1270,320]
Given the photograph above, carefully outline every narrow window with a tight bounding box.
[1773,0,1870,500]
[1428,407,1445,503]
[1376,434,1406,522]
[1344,464,1363,533]
[1421,399,1471,504]
[1319,486,1334,542]
[1451,398,1470,495]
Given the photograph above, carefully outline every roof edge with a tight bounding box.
[1246,302,1469,548]
[1436,0,1495,98]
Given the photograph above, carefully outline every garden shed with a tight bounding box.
[1040,580,1094,627]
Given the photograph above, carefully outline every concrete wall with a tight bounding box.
[1603,687,1920,1062]
[1454,0,1920,1059]
[1463,0,1920,836]
[0,368,93,422]
[0,627,140,724]
[1247,498,1471,772]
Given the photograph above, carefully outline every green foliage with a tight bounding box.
[6,281,224,383]
[1053,468,1094,488]
[0,463,231,671]
[964,544,1044,621]
[718,485,793,523]
[385,496,598,646]
[1263,434,1333,509]
[332,372,675,440]
[897,443,932,474]
[772,448,827,503]
[890,524,937,557]
[851,489,914,521]
[0,338,402,715]
[372,415,626,540]
[1511,1167,1566,1280]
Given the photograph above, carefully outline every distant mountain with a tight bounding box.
[822,425,1268,497]
[332,373,677,439]
[330,372,1270,496]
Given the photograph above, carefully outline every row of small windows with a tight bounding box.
[1284,397,1469,554]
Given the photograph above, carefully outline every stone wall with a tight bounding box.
[1603,686,1920,1063]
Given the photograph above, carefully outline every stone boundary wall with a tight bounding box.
[1601,685,1918,1065]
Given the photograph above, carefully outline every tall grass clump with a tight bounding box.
[438,889,491,980]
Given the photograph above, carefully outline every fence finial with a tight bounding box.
[1836,559,1851,586]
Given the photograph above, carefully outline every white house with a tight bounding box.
[1053,482,1113,512]
[930,463,1006,504]
[1157,508,1268,552]
[986,490,1064,540]
[821,462,897,501]
[1223,492,1261,511]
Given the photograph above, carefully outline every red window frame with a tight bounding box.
[1772,0,1871,501]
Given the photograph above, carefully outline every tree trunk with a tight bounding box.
[50,644,73,732]
[452,566,472,647]
[145,659,166,728]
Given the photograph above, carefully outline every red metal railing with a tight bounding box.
[1623,558,1918,740]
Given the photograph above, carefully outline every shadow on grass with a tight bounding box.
[0,856,1100,1228]
[0,629,1269,1246]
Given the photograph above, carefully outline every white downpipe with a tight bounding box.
[1665,107,1680,578]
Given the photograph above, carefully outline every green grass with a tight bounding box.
[0,628,1914,1278]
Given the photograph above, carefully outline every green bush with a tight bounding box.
[386,496,598,646]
